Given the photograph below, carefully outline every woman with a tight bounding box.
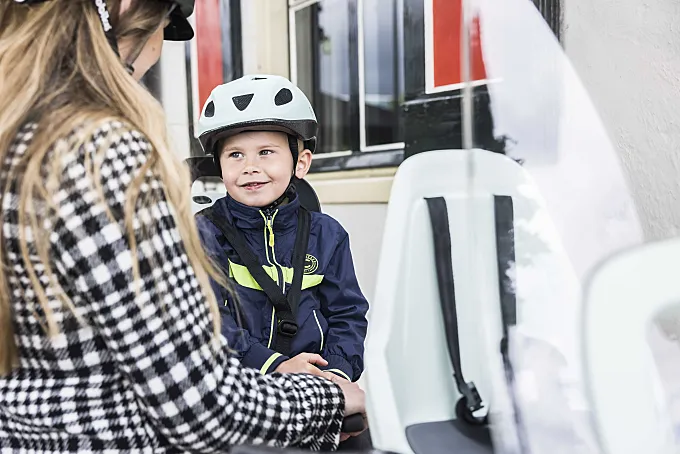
[0,0,365,452]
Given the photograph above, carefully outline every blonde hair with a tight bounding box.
[0,0,226,374]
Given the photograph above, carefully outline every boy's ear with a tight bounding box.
[295,149,313,179]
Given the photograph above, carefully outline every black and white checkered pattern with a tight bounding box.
[0,121,345,452]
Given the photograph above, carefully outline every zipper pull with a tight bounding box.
[267,217,275,248]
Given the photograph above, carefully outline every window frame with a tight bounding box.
[358,0,406,152]
[288,0,406,171]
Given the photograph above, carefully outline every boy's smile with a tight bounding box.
[240,181,269,191]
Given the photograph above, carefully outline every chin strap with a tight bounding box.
[287,134,300,167]
[260,134,300,212]
[261,182,297,213]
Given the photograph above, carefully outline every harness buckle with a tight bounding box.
[278,320,298,337]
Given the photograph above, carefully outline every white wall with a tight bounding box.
[159,40,192,160]
[563,0,680,240]
[320,204,388,303]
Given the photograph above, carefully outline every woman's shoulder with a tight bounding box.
[57,119,155,180]
[72,119,153,158]
[49,119,162,216]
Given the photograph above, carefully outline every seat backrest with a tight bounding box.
[582,238,680,454]
[364,149,580,454]
[185,156,321,214]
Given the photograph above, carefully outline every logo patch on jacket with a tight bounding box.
[304,254,318,274]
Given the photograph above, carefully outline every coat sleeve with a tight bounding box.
[317,230,370,382]
[50,121,345,452]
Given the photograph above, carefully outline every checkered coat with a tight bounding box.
[0,121,345,452]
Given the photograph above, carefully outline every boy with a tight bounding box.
[195,75,369,382]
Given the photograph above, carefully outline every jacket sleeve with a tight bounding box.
[221,289,289,374]
[196,219,288,375]
[50,122,344,452]
[317,230,370,382]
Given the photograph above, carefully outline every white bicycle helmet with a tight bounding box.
[197,74,318,173]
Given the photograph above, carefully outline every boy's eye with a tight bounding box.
[260,149,274,156]
[228,151,243,159]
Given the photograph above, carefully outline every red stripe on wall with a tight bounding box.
[196,0,224,110]
[433,0,462,87]
[470,16,488,82]
[432,0,488,87]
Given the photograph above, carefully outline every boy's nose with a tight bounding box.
[242,164,261,174]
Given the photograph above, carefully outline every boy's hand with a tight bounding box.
[274,353,328,377]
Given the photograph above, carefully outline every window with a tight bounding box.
[290,0,405,163]
[361,0,405,149]
[293,1,353,155]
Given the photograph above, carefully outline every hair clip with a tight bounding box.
[14,0,136,77]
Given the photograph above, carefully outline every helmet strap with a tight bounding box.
[287,134,299,176]
[262,182,297,213]
[262,134,300,212]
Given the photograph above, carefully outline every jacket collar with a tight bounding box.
[217,193,300,231]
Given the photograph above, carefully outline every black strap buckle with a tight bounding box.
[278,320,298,337]
[461,381,483,412]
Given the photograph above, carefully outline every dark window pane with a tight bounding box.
[295,1,352,153]
[363,0,404,147]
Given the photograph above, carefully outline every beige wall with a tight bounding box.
[307,169,397,302]
[241,0,290,77]
[306,167,396,204]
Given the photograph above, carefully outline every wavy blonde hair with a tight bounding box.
[0,0,226,374]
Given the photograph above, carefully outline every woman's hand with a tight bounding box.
[324,373,367,441]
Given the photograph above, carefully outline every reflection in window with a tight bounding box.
[295,1,352,154]
[363,0,404,147]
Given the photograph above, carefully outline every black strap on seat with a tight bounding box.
[494,195,531,451]
[425,197,485,423]
[201,206,311,357]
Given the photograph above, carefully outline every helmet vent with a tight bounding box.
[274,88,293,106]
[252,77,268,80]
[204,101,215,117]
[232,94,254,111]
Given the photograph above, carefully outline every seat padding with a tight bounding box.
[406,419,494,454]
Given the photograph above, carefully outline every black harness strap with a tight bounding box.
[425,197,484,420]
[201,206,311,357]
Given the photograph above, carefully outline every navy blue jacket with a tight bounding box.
[196,195,369,381]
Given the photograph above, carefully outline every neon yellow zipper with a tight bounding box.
[259,210,283,348]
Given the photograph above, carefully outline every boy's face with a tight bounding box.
[219,131,311,208]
